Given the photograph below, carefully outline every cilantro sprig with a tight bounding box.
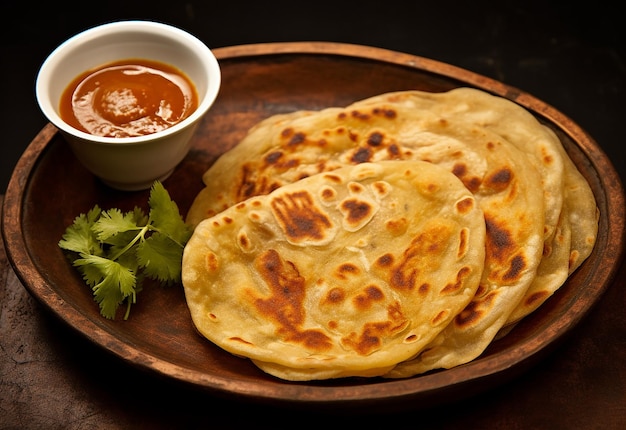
[58,181,193,320]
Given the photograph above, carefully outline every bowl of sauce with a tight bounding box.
[36,20,221,191]
[60,58,199,138]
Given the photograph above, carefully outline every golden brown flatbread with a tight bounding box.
[182,161,486,380]
[347,89,572,325]
[183,88,598,380]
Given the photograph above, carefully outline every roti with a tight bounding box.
[187,89,547,375]
[359,89,597,326]
[182,161,486,380]
[183,87,598,379]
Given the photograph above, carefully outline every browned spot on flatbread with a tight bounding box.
[334,263,361,280]
[318,187,334,199]
[351,146,372,163]
[523,290,550,308]
[238,164,257,200]
[375,253,394,267]
[341,301,408,355]
[371,107,397,119]
[237,231,251,250]
[228,337,253,346]
[440,266,472,294]
[387,143,400,157]
[418,283,430,296]
[454,290,499,329]
[350,109,371,121]
[390,224,453,292]
[367,131,384,146]
[485,217,515,261]
[353,285,385,310]
[253,249,333,351]
[540,145,555,166]
[280,127,295,138]
[340,198,374,228]
[204,252,218,272]
[270,190,333,244]
[432,309,450,326]
[386,217,409,236]
[569,249,581,270]
[348,182,365,193]
[452,162,481,193]
[484,166,513,192]
[455,197,475,214]
[372,180,391,196]
[264,151,283,164]
[322,173,342,184]
[503,255,525,281]
[287,131,306,146]
[324,287,345,304]
[485,217,528,282]
[458,228,469,258]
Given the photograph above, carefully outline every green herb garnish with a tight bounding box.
[58,181,193,320]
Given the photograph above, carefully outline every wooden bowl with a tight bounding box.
[3,42,624,411]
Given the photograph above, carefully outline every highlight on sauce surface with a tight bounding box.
[60,58,198,138]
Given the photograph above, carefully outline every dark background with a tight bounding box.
[1,1,624,193]
[1,1,625,428]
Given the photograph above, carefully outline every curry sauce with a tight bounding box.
[60,58,198,138]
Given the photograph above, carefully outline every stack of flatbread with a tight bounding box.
[181,88,599,381]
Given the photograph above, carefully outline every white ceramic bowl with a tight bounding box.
[35,20,221,191]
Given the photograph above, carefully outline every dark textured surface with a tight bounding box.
[1,1,625,428]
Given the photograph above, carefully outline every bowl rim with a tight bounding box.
[34,19,221,146]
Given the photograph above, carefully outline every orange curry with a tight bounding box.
[60,58,198,138]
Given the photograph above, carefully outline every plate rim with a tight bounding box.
[3,41,625,407]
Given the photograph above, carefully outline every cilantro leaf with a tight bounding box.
[137,233,184,283]
[74,254,137,319]
[58,206,103,256]
[149,181,193,245]
[58,181,192,320]
[94,208,144,241]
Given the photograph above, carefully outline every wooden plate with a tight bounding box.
[3,42,624,411]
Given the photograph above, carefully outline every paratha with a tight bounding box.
[182,161,486,380]
[359,89,597,325]
[183,88,598,379]
[186,89,547,376]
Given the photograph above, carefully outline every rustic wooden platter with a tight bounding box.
[2,42,624,410]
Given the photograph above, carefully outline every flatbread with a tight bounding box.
[184,88,598,379]
[351,88,593,326]
[182,161,486,380]
[358,89,597,326]
[187,89,546,375]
